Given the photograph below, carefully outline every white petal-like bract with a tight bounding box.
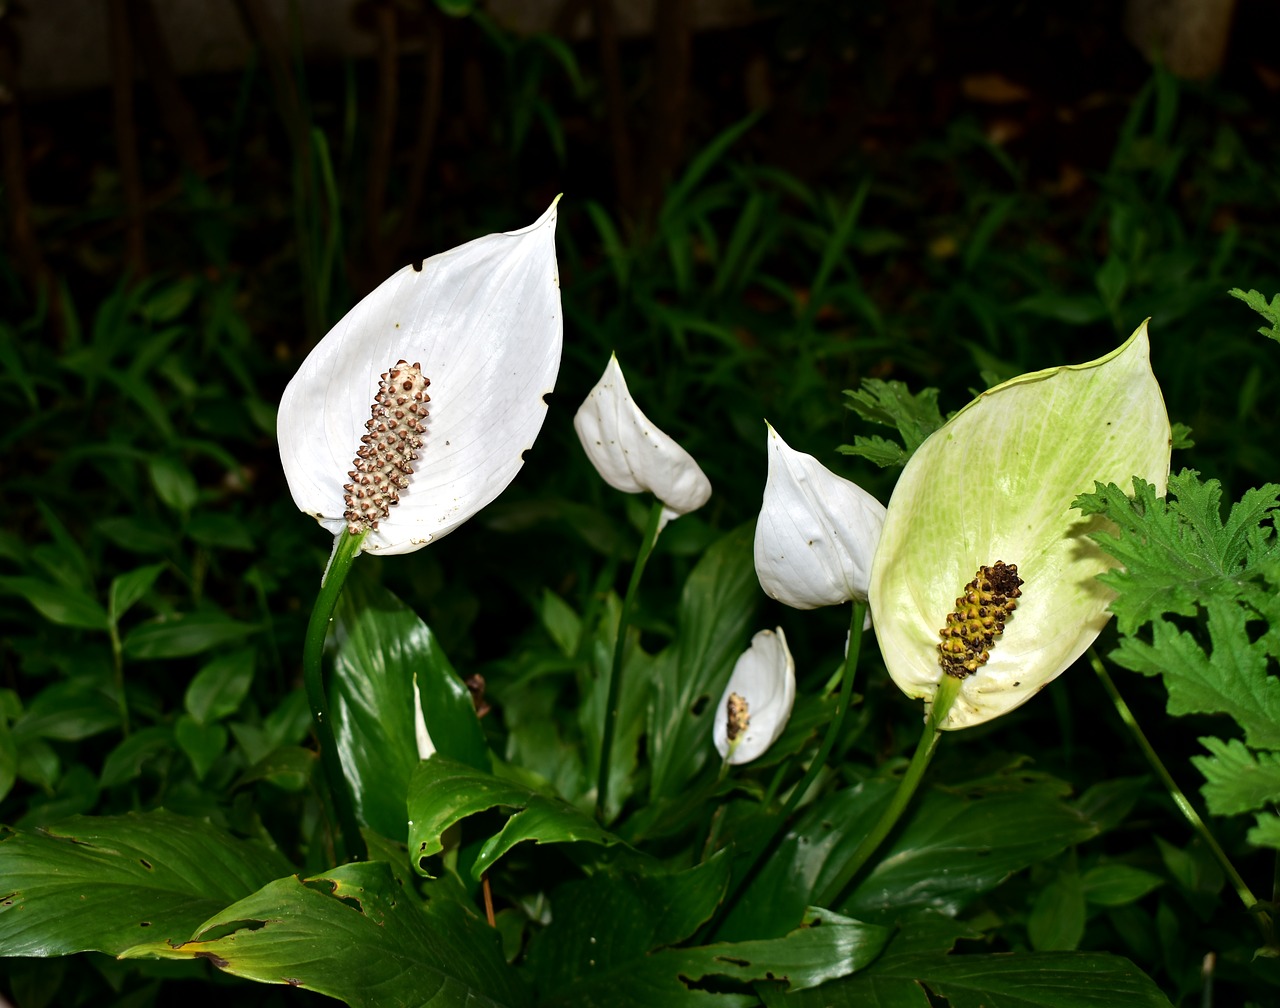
[870,322,1171,730]
[713,627,796,765]
[573,354,711,527]
[278,201,563,555]
[755,425,887,609]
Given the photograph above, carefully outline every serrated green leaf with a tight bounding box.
[1190,736,1280,815]
[0,810,294,956]
[1110,599,1280,749]
[1074,470,1280,634]
[1228,287,1280,342]
[121,860,529,1008]
[1247,812,1280,849]
[408,756,627,879]
[184,649,255,724]
[839,379,945,470]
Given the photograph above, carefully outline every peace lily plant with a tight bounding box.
[818,321,1171,905]
[278,201,563,857]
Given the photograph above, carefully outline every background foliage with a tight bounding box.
[3,1,1280,1005]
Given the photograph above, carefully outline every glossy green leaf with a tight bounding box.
[331,579,489,842]
[765,950,1173,1008]
[121,860,529,1008]
[0,576,108,631]
[13,680,119,743]
[0,810,294,956]
[408,756,627,879]
[122,612,258,659]
[648,523,759,800]
[535,904,888,1008]
[530,853,733,995]
[184,649,255,724]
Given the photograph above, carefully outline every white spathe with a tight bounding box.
[278,200,563,555]
[713,627,796,765]
[870,321,1171,730]
[573,353,711,528]
[754,424,887,610]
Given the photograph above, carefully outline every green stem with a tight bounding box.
[818,674,961,907]
[303,530,368,862]
[1090,649,1275,949]
[596,499,665,823]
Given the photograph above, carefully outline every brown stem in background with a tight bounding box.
[592,0,635,218]
[639,0,691,223]
[108,0,147,275]
[365,0,399,280]
[0,7,53,311]
[387,7,443,264]
[127,0,209,172]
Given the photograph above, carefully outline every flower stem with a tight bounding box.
[596,499,665,823]
[818,674,961,908]
[705,602,868,938]
[1089,649,1276,950]
[303,530,368,862]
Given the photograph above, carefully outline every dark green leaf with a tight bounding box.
[13,680,119,743]
[100,726,173,788]
[1027,870,1085,950]
[184,649,255,724]
[148,456,198,514]
[122,612,258,659]
[121,860,530,1008]
[840,378,946,469]
[408,756,627,879]
[331,579,489,842]
[0,576,108,631]
[0,810,294,956]
[768,951,1173,1007]
[1080,864,1163,907]
[108,563,166,622]
[1228,287,1280,343]
[174,714,226,780]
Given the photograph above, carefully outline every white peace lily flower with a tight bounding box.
[412,673,436,760]
[713,627,796,765]
[278,200,563,555]
[754,424,887,610]
[870,321,1171,730]
[573,354,711,529]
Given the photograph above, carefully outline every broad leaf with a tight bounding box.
[122,859,529,1008]
[761,950,1173,1008]
[0,810,294,956]
[408,756,626,879]
[331,579,489,842]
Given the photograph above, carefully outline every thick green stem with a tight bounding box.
[303,530,368,862]
[818,674,961,907]
[1090,649,1275,950]
[596,499,665,823]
